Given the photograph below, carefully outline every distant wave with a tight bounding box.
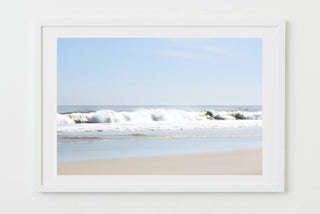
[57,108,262,125]
[57,108,262,132]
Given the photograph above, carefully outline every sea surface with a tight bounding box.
[57,105,262,163]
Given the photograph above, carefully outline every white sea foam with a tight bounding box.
[211,111,235,120]
[68,112,94,123]
[57,120,262,132]
[57,114,75,125]
[58,109,262,123]
[233,111,262,120]
[88,109,205,123]
[57,108,262,132]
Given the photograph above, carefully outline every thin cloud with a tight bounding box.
[152,49,217,61]
[162,38,233,56]
[193,45,230,55]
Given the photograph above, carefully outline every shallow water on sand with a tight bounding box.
[57,127,262,163]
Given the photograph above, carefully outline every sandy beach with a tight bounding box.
[58,149,262,175]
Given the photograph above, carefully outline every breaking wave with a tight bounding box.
[57,108,262,125]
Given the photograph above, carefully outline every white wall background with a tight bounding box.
[0,0,319,213]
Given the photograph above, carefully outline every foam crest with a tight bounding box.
[57,120,262,132]
[57,114,75,125]
[57,108,263,128]
[233,112,262,120]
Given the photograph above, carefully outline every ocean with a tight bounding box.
[57,105,262,163]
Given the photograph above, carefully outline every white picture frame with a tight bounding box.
[34,17,286,192]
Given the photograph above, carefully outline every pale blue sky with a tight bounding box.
[57,38,262,105]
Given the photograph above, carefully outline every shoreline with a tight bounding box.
[58,149,262,175]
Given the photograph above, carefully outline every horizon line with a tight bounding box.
[57,104,263,106]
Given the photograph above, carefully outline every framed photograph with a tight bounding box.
[34,18,285,192]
